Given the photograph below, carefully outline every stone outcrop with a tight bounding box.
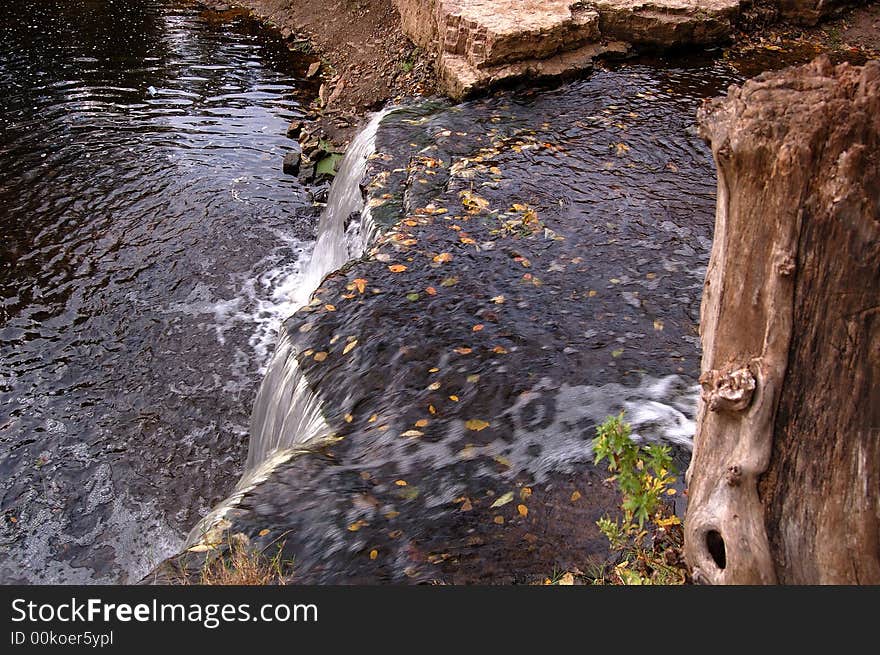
[684,56,880,584]
[394,0,866,97]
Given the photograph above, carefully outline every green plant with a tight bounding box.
[592,414,687,585]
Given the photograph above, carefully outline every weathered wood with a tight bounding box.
[685,57,880,584]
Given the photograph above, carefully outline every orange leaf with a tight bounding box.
[388,264,407,273]
[517,504,528,518]
[354,278,367,293]
[465,419,490,431]
[472,324,484,332]
[324,304,336,311]
[454,347,472,355]
[433,252,453,263]
[313,352,328,362]
[425,286,437,296]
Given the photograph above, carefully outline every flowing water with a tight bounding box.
[0,0,320,583]
[0,0,753,584]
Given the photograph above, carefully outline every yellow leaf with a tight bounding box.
[493,515,504,525]
[656,515,681,528]
[395,480,407,486]
[369,549,378,560]
[324,304,336,311]
[368,414,378,423]
[472,324,484,332]
[449,395,459,402]
[588,290,597,297]
[353,278,367,293]
[461,498,473,511]
[460,236,475,244]
[433,252,453,263]
[258,529,270,537]
[428,381,441,391]
[343,340,358,355]
[490,492,513,508]
[313,351,328,362]
[428,405,436,415]
[401,429,423,438]
[388,264,407,273]
[558,572,575,585]
[517,504,528,517]
[492,345,507,354]
[414,419,429,428]
[465,419,490,431]
[570,490,582,502]
[520,487,532,500]
[491,295,505,304]
[348,520,366,531]
[466,374,480,383]
[653,319,664,331]
[344,413,353,423]
[455,347,472,355]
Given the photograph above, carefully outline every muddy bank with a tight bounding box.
[197,0,437,143]
[148,59,746,584]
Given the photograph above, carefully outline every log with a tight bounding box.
[684,56,880,584]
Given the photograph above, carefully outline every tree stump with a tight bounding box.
[684,57,880,584]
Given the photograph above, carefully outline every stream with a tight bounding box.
[1,0,752,584]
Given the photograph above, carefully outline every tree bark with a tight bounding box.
[684,56,880,584]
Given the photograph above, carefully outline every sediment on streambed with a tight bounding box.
[146,57,755,583]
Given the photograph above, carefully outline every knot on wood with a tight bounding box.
[724,464,743,487]
[774,251,796,277]
[699,365,756,414]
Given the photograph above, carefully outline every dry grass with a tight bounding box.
[185,534,292,585]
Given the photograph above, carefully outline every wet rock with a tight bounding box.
[282,144,302,175]
[286,118,304,139]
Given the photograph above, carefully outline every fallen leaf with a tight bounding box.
[465,419,490,431]
[472,324,484,332]
[369,549,378,560]
[313,351,328,362]
[258,529,270,537]
[428,381,441,391]
[395,480,407,486]
[520,487,532,500]
[425,286,437,296]
[461,498,473,511]
[492,345,507,354]
[491,295,505,304]
[433,252,453,263]
[455,347,472,355]
[653,319,664,331]
[401,429,423,438]
[466,374,480,384]
[493,515,505,525]
[490,492,514,508]
[558,572,575,585]
[517,504,528,518]
[344,413,354,423]
[324,304,336,312]
[353,278,367,293]
[406,292,420,301]
[343,340,358,354]
[449,395,459,402]
[570,490,582,502]
[415,418,429,428]
[388,264,407,273]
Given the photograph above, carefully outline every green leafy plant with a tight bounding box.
[592,414,688,585]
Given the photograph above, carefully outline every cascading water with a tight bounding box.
[186,109,393,544]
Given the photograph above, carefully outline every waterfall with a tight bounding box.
[186,109,392,545]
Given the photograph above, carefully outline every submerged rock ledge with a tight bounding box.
[145,66,730,583]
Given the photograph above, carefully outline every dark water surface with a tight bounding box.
[0,0,319,582]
